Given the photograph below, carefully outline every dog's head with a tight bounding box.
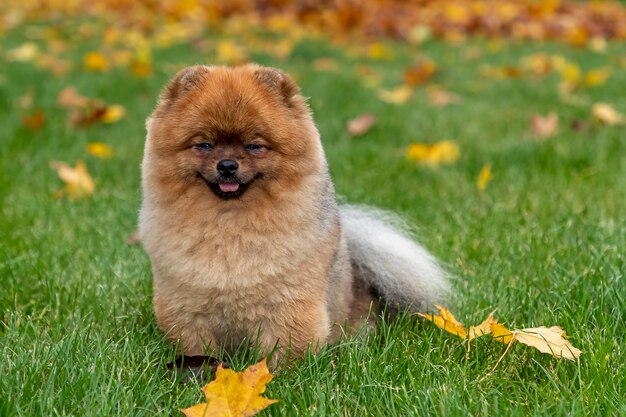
[144,64,323,203]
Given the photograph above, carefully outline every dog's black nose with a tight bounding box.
[217,159,239,176]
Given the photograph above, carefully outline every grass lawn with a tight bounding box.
[1,17,625,417]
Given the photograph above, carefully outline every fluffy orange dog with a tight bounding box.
[139,64,447,361]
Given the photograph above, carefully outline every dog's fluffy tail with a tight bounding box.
[339,205,448,312]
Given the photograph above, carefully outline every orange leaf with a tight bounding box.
[346,113,375,136]
[84,51,109,71]
[417,305,467,339]
[404,59,437,86]
[468,309,498,341]
[50,160,95,200]
[181,359,278,417]
[21,110,45,131]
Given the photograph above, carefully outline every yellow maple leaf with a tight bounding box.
[491,323,581,360]
[592,103,626,125]
[584,67,611,87]
[181,359,278,417]
[377,85,413,104]
[468,309,498,341]
[87,142,113,159]
[84,51,110,71]
[476,164,492,192]
[101,105,125,124]
[50,160,95,199]
[417,305,467,339]
[406,141,460,167]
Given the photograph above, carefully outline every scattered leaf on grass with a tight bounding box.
[427,87,461,107]
[216,41,247,65]
[378,85,413,104]
[6,42,39,62]
[468,309,498,341]
[101,104,125,123]
[406,141,460,167]
[50,160,95,199]
[181,359,278,417]
[531,112,559,139]
[21,110,45,131]
[404,59,437,86]
[417,305,467,338]
[84,51,110,71]
[346,113,375,136]
[87,142,113,158]
[592,103,625,125]
[476,164,492,192]
[491,323,582,361]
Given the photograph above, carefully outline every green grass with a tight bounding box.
[1,19,625,417]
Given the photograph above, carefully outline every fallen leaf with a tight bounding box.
[404,59,437,86]
[468,309,497,341]
[87,142,113,158]
[50,160,95,199]
[592,103,626,125]
[84,51,110,71]
[417,304,467,338]
[181,359,278,417]
[346,113,376,136]
[476,164,492,193]
[427,87,461,107]
[6,42,39,62]
[515,326,582,361]
[377,85,413,104]
[531,112,559,139]
[21,110,45,131]
[584,68,611,87]
[17,90,34,110]
[101,105,125,124]
[490,322,515,344]
[58,86,90,108]
[491,323,581,361]
[406,141,460,167]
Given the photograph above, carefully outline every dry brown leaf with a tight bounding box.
[181,359,278,417]
[417,304,467,339]
[531,112,559,139]
[427,88,461,107]
[346,113,376,136]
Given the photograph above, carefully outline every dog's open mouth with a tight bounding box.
[200,174,260,200]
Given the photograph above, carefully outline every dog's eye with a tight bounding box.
[245,143,263,152]
[195,143,213,150]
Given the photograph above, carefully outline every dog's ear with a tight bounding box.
[254,67,301,107]
[159,65,211,105]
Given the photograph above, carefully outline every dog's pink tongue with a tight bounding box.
[219,182,239,193]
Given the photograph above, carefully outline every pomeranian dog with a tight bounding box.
[139,64,448,362]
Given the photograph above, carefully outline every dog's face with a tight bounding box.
[144,64,322,203]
